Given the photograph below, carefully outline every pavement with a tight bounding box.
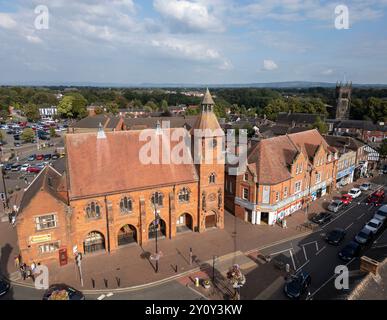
[0,173,385,300]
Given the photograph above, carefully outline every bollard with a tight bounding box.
[194,277,200,287]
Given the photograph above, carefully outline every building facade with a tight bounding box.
[15,90,225,266]
[226,130,337,225]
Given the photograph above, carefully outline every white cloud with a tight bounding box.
[263,59,278,71]
[153,0,224,32]
[322,68,334,75]
[0,13,17,29]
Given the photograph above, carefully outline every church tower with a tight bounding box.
[335,81,352,120]
[192,89,225,232]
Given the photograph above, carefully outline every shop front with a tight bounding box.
[336,166,355,187]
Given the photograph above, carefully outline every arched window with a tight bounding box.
[209,173,216,184]
[86,201,101,219]
[151,191,164,207]
[178,188,190,203]
[120,196,133,213]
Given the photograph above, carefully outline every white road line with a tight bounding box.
[315,242,319,251]
[357,213,366,220]
[106,292,114,297]
[345,222,354,231]
[302,246,307,261]
[97,294,106,300]
[270,248,293,257]
[289,249,296,271]
[303,241,318,247]
[315,246,326,256]
[296,260,310,273]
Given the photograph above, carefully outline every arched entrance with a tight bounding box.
[176,213,193,233]
[148,219,166,240]
[205,212,217,229]
[118,224,137,246]
[83,231,105,254]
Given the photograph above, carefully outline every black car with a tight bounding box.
[14,142,21,147]
[43,154,52,161]
[13,135,20,141]
[325,228,346,245]
[338,241,361,262]
[38,135,50,141]
[4,163,13,170]
[28,154,36,161]
[284,271,311,299]
[43,284,85,300]
[311,212,333,225]
[0,278,10,297]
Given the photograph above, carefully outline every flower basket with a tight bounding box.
[202,279,211,289]
[48,289,69,300]
[227,264,246,289]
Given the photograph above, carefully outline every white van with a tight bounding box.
[373,204,387,223]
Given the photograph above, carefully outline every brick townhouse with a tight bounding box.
[15,90,225,266]
[225,130,338,225]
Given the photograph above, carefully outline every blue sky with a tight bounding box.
[0,0,386,85]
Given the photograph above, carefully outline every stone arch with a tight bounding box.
[117,224,138,246]
[205,210,218,229]
[148,218,167,240]
[176,212,193,233]
[83,230,105,254]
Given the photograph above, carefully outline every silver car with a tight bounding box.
[328,200,344,213]
[373,205,387,223]
[359,183,371,191]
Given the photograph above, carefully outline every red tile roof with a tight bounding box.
[66,129,198,199]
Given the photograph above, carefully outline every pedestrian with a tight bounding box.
[14,255,20,268]
[24,177,28,185]
[11,215,16,226]
[31,261,36,273]
[8,212,12,224]
[283,219,288,229]
[20,263,26,280]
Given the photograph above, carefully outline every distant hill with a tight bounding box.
[2,80,387,89]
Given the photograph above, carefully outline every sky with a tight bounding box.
[0,0,387,85]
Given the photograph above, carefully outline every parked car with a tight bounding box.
[355,227,374,245]
[373,205,387,223]
[36,154,44,160]
[338,241,361,262]
[284,271,311,299]
[13,134,20,141]
[328,200,345,213]
[340,194,353,205]
[0,278,10,297]
[43,154,52,161]
[11,163,21,171]
[364,218,383,234]
[4,163,13,171]
[43,284,85,300]
[360,183,371,191]
[14,142,21,147]
[367,189,385,206]
[27,154,36,161]
[51,153,60,160]
[20,164,30,172]
[348,188,361,199]
[325,228,346,245]
[311,212,333,225]
[27,166,41,173]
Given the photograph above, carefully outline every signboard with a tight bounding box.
[73,245,78,255]
[30,234,51,244]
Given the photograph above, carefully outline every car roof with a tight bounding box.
[369,218,381,224]
[332,200,342,203]
[377,205,387,213]
[350,188,360,192]
[359,227,372,234]
[347,241,359,247]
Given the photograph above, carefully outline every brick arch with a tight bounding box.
[204,209,218,229]
[176,212,194,232]
[82,230,106,254]
[116,223,138,246]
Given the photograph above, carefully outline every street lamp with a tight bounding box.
[153,203,160,273]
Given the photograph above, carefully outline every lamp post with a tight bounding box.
[153,204,160,273]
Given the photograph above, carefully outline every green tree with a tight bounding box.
[160,99,169,112]
[57,96,74,118]
[49,127,57,138]
[21,128,35,143]
[310,116,328,134]
[23,103,40,121]
[145,100,158,111]
[106,102,119,115]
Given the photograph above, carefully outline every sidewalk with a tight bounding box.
[1,175,383,292]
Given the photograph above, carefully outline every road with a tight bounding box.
[242,181,386,300]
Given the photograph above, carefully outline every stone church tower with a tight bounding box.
[335,81,352,120]
[191,89,225,232]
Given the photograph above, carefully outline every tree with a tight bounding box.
[57,96,74,118]
[160,99,169,112]
[106,102,119,115]
[379,139,387,157]
[310,116,328,134]
[21,128,35,143]
[49,127,57,138]
[145,100,159,111]
[23,103,40,121]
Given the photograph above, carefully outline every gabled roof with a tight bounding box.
[66,129,199,199]
[124,116,198,131]
[18,166,68,215]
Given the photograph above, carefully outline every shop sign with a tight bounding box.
[30,234,51,244]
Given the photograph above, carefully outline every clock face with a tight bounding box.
[208,193,216,202]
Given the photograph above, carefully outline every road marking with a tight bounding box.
[302,246,307,261]
[307,258,355,300]
[97,294,106,300]
[270,248,293,257]
[357,213,366,220]
[186,284,209,300]
[345,222,354,231]
[296,260,310,273]
[106,292,114,297]
[315,246,326,256]
[289,250,296,271]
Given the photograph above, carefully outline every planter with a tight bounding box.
[202,280,211,289]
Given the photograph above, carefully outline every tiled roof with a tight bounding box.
[123,116,198,131]
[202,88,215,105]
[247,129,331,184]
[72,114,122,129]
[66,129,199,199]
[276,112,325,125]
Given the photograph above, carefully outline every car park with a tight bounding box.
[373,205,387,223]
[360,183,371,191]
[284,271,311,299]
[43,284,85,300]
[355,227,374,245]
[365,218,383,234]
[328,200,345,213]
[338,241,361,262]
[311,212,332,225]
[325,228,346,245]
[348,188,361,199]
[340,194,353,205]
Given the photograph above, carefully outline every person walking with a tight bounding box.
[20,263,27,280]
[14,255,20,268]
